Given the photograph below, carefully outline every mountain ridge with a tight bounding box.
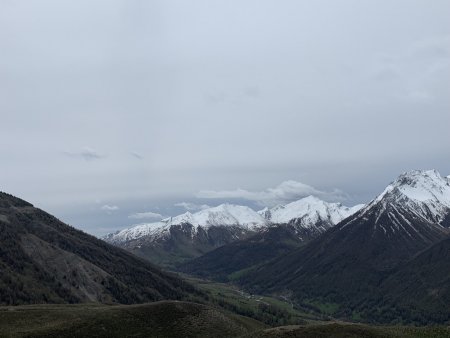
[237,169,450,323]
[105,203,267,245]
[104,197,363,267]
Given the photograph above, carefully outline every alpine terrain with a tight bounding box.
[178,196,363,281]
[105,198,363,268]
[238,170,450,323]
[104,204,267,267]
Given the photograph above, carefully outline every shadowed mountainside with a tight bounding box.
[0,192,199,305]
[178,225,305,281]
[237,170,450,324]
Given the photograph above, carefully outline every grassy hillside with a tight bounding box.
[2,304,448,338]
[246,323,450,338]
[0,301,265,337]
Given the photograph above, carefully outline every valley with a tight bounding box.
[1,169,450,336]
[105,169,450,326]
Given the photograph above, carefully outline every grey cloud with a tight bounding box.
[372,65,400,82]
[409,36,450,60]
[174,202,211,212]
[130,151,143,159]
[100,204,119,212]
[205,92,226,104]
[128,211,163,220]
[64,147,104,161]
[402,90,434,103]
[369,35,450,102]
[205,86,260,105]
[196,180,347,207]
[242,86,260,99]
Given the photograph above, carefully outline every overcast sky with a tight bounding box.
[1,0,449,236]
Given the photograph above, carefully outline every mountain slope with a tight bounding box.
[178,225,304,281]
[0,192,198,305]
[363,235,450,324]
[179,197,363,281]
[238,170,450,322]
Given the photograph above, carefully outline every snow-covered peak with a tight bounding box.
[372,169,450,207]
[105,204,267,243]
[354,169,450,231]
[105,220,170,243]
[260,195,364,227]
[164,203,267,229]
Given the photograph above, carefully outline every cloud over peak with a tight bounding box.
[196,180,346,207]
[174,202,211,212]
[100,204,119,212]
[128,211,163,220]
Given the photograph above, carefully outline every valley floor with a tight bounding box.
[184,275,324,326]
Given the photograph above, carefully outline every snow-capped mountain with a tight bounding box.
[104,198,363,267]
[106,204,267,244]
[349,169,450,233]
[238,170,450,315]
[107,198,363,245]
[104,204,269,267]
[259,195,364,229]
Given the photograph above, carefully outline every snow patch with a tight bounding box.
[259,195,363,228]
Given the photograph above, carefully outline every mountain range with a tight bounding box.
[104,197,363,267]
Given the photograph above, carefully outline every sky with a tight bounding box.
[1,0,449,236]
